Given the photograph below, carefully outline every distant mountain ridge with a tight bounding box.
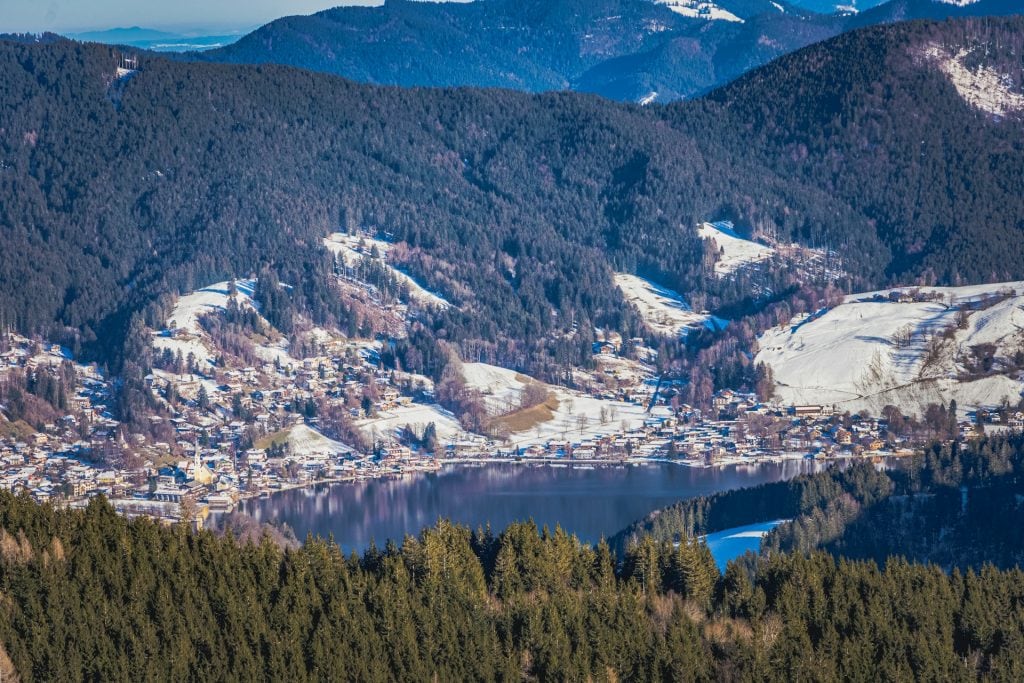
[194,0,1023,101]
[68,26,244,53]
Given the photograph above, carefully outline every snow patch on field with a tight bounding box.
[461,362,670,448]
[756,282,1024,415]
[922,43,1024,117]
[356,403,470,444]
[324,233,450,309]
[615,273,726,338]
[698,221,775,276]
[655,0,744,22]
[283,425,354,459]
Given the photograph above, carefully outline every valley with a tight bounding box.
[3,5,1024,681]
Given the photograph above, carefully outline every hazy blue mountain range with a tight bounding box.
[193,0,1023,101]
[68,26,245,52]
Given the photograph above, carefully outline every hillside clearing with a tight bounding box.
[757,281,1024,415]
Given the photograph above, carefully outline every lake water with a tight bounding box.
[704,520,788,571]
[222,459,835,553]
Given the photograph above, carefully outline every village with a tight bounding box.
[1,224,1016,528]
[1,318,999,529]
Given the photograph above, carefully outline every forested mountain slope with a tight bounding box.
[195,0,1023,102]
[0,36,865,371]
[696,16,1024,283]
[2,17,1024,379]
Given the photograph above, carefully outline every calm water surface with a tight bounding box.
[704,520,788,571]
[225,459,836,553]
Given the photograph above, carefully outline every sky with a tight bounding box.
[0,0,433,35]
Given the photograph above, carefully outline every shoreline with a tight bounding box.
[225,450,910,510]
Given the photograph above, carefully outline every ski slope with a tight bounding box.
[756,282,1024,415]
[698,222,775,276]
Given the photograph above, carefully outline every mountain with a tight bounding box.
[198,0,694,94]
[194,0,1023,101]
[68,26,245,52]
[698,15,1024,283]
[0,33,859,373]
[2,17,1024,383]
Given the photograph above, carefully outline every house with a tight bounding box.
[793,405,824,419]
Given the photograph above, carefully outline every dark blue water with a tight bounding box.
[704,520,788,571]
[227,459,833,553]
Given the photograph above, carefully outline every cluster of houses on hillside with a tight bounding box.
[1,319,1006,528]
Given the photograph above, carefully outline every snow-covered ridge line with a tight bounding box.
[654,0,744,23]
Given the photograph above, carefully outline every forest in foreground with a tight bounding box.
[0,435,1023,680]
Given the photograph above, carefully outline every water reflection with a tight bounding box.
[220,459,835,553]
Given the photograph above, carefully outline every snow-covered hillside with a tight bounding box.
[153,280,260,366]
[921,43,1024,118]
[756,282,1024,416]
[462,363,535,416]
[265,424,353,459]
[461,362,670,448]
[324,232,450,309]
[654,0,744,22]
[698,221,775,276]
[356,403,470,444]
[151,278,299,367]
[615,273,727,338]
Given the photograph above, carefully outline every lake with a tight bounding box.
[221,459,836,553]
[704,520,788,571]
